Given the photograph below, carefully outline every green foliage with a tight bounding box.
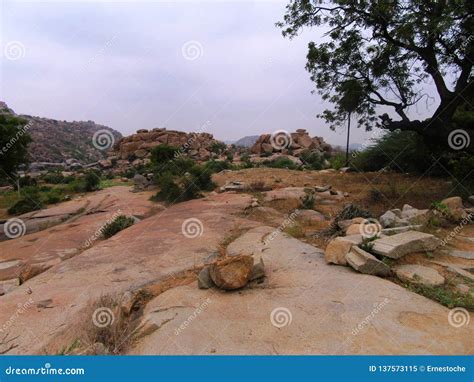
[262,156,299,170]
[151,144,180,167]
[152,172,183,204]
[301,193,315,210]
[300,150,324,170]
[69,170,101,193]
[407,283,473,310]
[42,171,74,184]
[352,130,432,172]
[277,0,472,138]
[102,215,135,239]
[209,141,226,154]
[328,153,345,170]
[0,114,31,180]
[7,186,44,215]
[359,236,377,252]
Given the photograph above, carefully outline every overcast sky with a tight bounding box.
[0,0,438,145]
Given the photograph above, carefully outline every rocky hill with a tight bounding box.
[233,135,259,147]
[0,101,121,164]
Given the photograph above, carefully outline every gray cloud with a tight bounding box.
[1,0,437,146]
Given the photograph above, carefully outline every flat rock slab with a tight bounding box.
[345,247,391,277]
[372,231,441,259]
[449,250,474,260]
[131,227,472,355]
[394,265,445,286]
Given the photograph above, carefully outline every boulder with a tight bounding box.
[298,209,325,224]
[209,255,254,290]
[346,224,361,236]
[394,265,445,286]
[448,250,474,260]
[198,267,214,289]
[324,237,353,265]
[441,196,464,211]
[345,247,391,277]
[249,258,265,281]
[371,231,441,259]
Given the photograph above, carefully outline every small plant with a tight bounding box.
[8,186,44,215]
[359,236,377,252]
[431,201,450,216]
[262,157,299,170]
[301,193,315,210]
[329,204,371,234]
[284,223,304,238]
[368,188,384,203]
[300,150,324,170]
[102,215,135,239]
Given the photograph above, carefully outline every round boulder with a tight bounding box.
[209,255,254,290]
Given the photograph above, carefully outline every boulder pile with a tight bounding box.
[105,128,224,172]
[250,129,331,157]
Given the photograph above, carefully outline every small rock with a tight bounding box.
[315,185,331,192]
[198,267,214,289]
[394,265,445,286]
[298,209,325,224]
[0,278,20,295]
[209,255,254,290]
[345,247,391,277]
[120,291,135,315]
[36,298,54,309]
[251,201,259,208]
[371,231,441,259]
[249,258,265,281]
[324,237,353,265]
[441,196,464,211]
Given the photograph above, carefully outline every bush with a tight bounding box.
[69,171,101,193]
[152,172,183,204]
[42,188,64,204]
[42,172,73,184]
[151,144,179,167]
[8,187,44,215]
[300,150,324,170]
[301,193,315,209]
[328,152,346,170]
[189,165,215,191]
[262,156,300,170]
[102,215,135,239]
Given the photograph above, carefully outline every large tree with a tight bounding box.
[0,113,31,182]
[277,0,473,149]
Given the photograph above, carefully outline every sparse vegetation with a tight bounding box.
[102,215,135,239]
[300,193,315,210]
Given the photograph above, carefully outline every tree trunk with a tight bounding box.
[345,112,351,167]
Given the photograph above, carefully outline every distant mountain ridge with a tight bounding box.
[0,102,121,164]
[232,135,259,147]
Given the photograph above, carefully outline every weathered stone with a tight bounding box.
[324,237,353,265]
[315,185,331,192]
[371,231,441,259]
[198,267,214,289]
[447,266,474,281]
[448,250,474,260]
[298,209,325,224]
[0,278,20,295]
[345,246,391,277]
[209,255,254,290]
[394,265,445,286]
[249,258,265,281]
[345,224,361,236]
[441,196,464,211]
[380,210,409,228]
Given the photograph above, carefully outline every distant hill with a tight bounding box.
[0,102,121,164]
[232,135,259,147]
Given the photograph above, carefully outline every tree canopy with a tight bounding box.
[0,113,32,181]
[277,0,473,147]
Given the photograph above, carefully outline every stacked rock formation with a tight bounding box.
[105,128,222,171]
[250,129,331,156]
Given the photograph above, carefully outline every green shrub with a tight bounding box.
[301,193,315,209]
[151,145,179,166]
[8,187,44,215]
[262,156,299,170]
[102,215,135,239]
[152,172,183,204]
[328,152,345,170]
[69,171,101,193]
[42,188,64,204]
[300,150,324,170]
[42,172,72,184]
[190,165,215,191]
